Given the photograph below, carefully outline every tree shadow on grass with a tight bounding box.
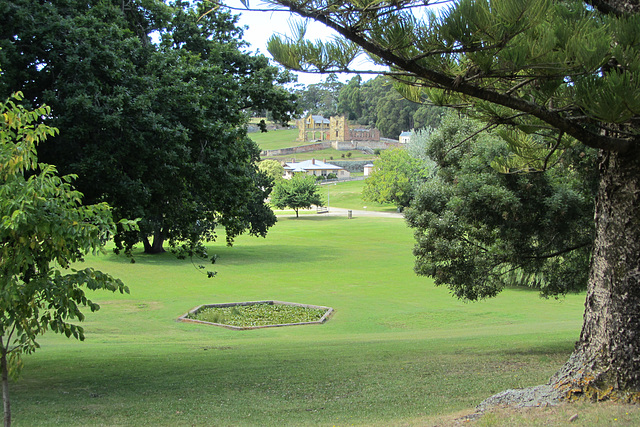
[215,244,342,265]
[98,243,342,267]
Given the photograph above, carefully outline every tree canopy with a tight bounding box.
[270,175,324,217]
[260,0,640,403]
[362,147,430,209]
[293,73,344,118]
[0,93,131,426]
[0,0,298,255]
[405,112,597,299]
[258,159,286,182]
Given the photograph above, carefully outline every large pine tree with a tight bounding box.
[264,0,640,403]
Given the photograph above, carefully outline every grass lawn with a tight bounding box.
[320,179,398,213]
[9,216,637,426]
[249,128,377,162]
[264,148,377,162]
[249,128,301,151]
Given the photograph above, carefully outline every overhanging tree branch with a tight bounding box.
[269,0,637,153]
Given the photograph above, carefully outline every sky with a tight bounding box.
[223,0,384,86]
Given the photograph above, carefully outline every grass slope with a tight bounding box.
[249,128,376,162]
[320,179,398,213]
[249,128,300,151]
[9,216,633,426]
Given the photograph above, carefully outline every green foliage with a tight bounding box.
[267,21,361,73]
[258,159,286,182]
[363,148,430,209]
[293,74,344,117]
[0,93,131,422]
[405,113,597,299]
[337,75,363,120]
[270,174,324,217]
[0,0,297,254]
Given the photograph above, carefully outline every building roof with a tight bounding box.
[284,159,343,172]
[310,115,330,124]
[399,131,413,137]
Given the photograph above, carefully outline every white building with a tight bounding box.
[363,163,375,176]
[283,159,350,180]
[399,131,412,144]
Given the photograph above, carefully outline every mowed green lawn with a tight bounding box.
[249,128,300,151]
[12,216,592,426]
[249,128,376,162]
[320,179,398,213]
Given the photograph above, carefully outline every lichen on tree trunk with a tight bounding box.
[550,148,640,401]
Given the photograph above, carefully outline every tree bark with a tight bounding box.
[1,340,11,427]
[142,229,166,254]
[551,147,640,401]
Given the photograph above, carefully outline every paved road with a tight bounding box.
[316,207,404,219]
[306,208,404,218]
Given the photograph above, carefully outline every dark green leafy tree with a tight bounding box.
[405,112,597,299]
[355,76,389,126]
[337,75,363,120]
[412,105,445,130]
[362,147,430,209]
[260,0,640,402]
[0,0,297,256]
[374,89,419,138]
[294,73,344,117]
[0,93,132,427]
[270,175,324,217]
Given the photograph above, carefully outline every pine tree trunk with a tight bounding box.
[551,147,640,401]
[1,341,11,427]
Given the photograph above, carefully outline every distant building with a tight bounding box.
[283,159,351,180]
[363,163,375,176]
[297,114,380,143]
[298,114,331,141]
[399,131,412,144]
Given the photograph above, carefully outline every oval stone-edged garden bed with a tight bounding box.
[178,300,334,330]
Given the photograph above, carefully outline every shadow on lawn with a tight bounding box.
[215,244,342,265]
[99,243,342,267]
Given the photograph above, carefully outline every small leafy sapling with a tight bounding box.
[0,93,135,426]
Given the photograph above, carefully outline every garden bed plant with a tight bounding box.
[179,301,333,329]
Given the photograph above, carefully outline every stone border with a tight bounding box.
[177,300,334,330]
